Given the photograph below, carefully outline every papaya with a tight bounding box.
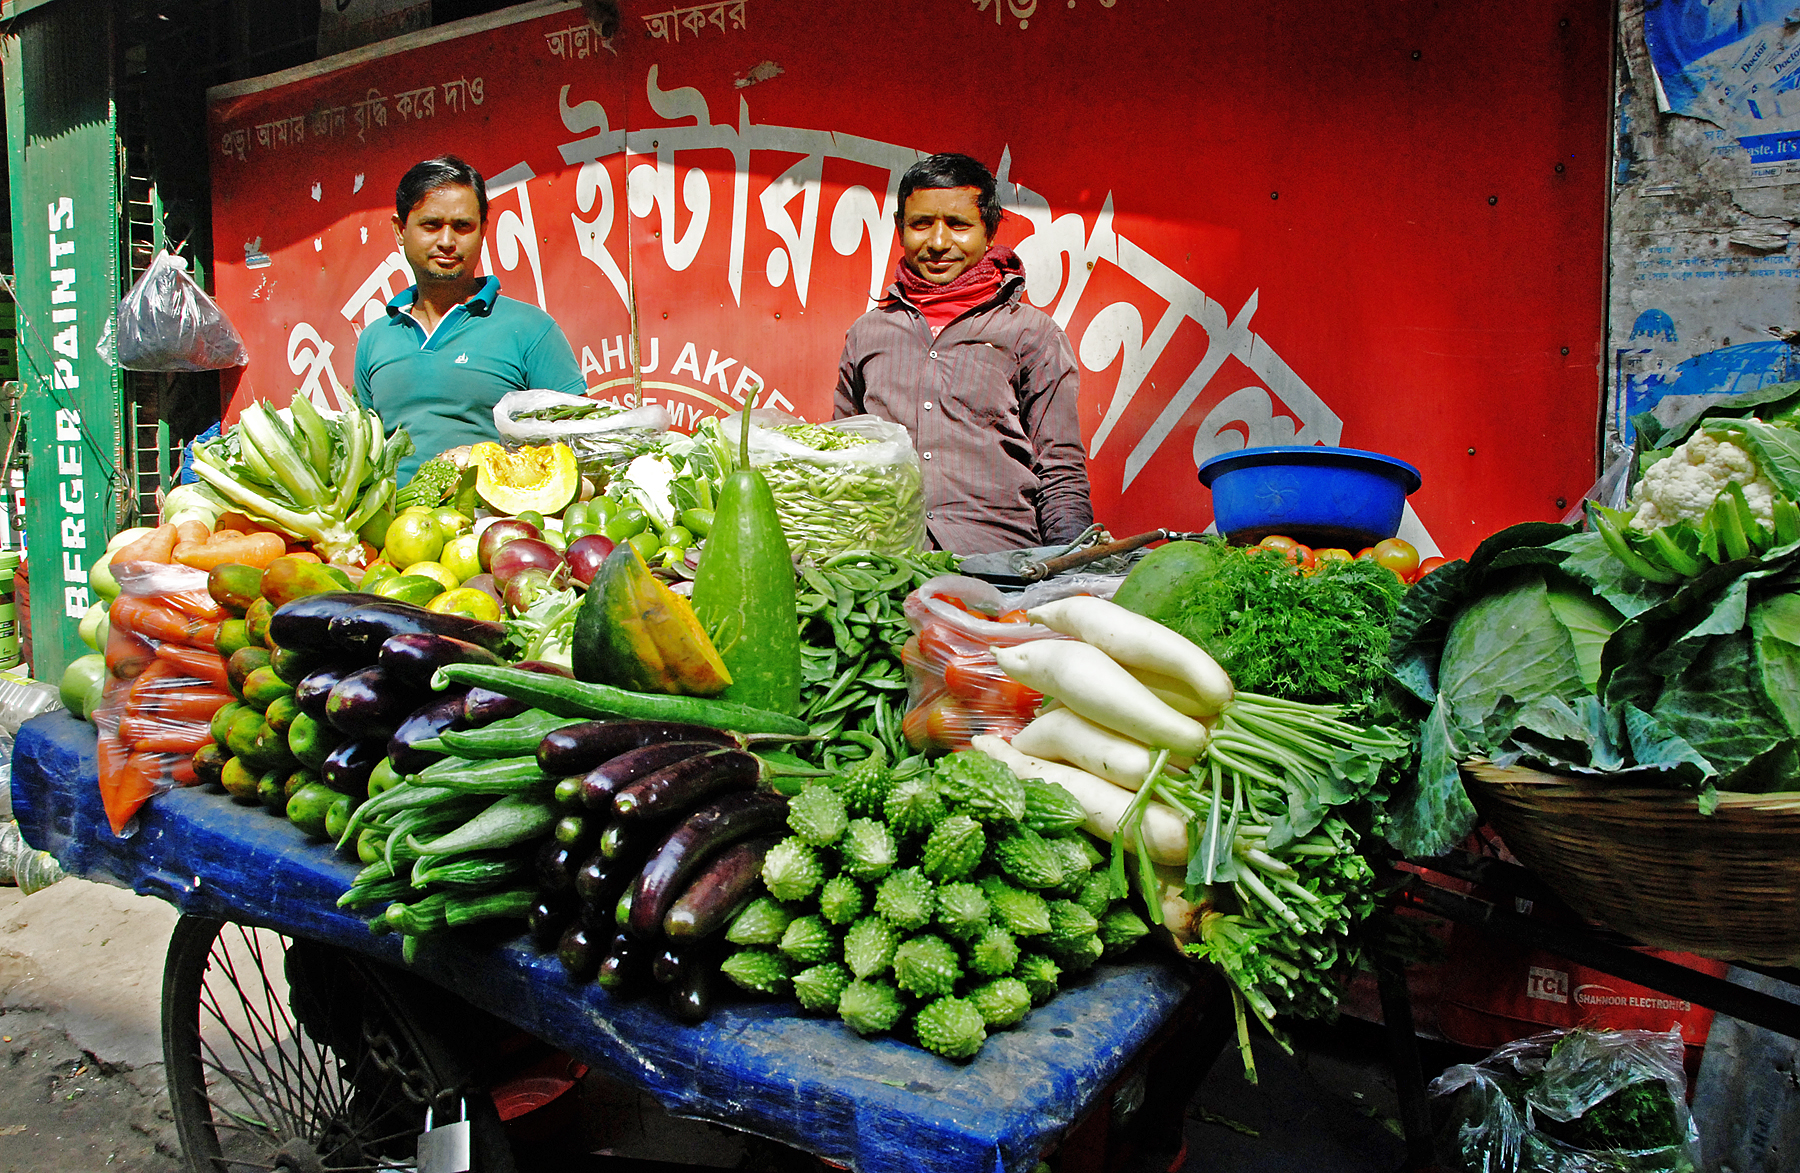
[215,619,254,660]
[244,597,276,649]
[470,441,580,516]
[226,647,272,700]
[260,556,355,609]
[207,564,264,616]
[571,543,732,696]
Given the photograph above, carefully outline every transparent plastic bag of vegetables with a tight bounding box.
[1430,1027,1700,1173]
[898,574,1065,753]
[714,410,926,562]
[97,562,232,836]
[492,389,671,475]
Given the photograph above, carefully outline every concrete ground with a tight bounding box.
[0,876,1416,1173]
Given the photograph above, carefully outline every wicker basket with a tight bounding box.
[1461,759,1800,968]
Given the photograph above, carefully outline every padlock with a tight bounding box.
[416,1099,474,1173]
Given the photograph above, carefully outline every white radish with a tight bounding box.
[1129,668,1212,718]
[972,735,1187,866]
[1026,595,1233,714]
[992,640,1209,755]
[1011,706,1192,789]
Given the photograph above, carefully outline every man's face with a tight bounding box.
[392,184,485,285]
[900,187,991,286]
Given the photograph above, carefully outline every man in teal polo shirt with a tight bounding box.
[355,155,586,480]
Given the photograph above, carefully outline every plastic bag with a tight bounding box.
[1430,1028,1701,1173]
[98,561,230,836]
[722,410,926,561]
[116,250,249,371]
[899,575,1065,753]
[493,390,671,476]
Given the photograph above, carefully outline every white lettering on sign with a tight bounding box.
[548,70,1342,503]
[1526,966,1570,1004]
[1575,984,1693,1013]
[48,205,91,619]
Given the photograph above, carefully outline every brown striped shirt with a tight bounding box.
[833,274,1093,554]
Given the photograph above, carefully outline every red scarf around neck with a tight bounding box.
[894,245,1022,335]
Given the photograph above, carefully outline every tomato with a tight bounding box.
[1258,533,1314,571]
[996,609,1031,624]
[931,592,971,612]
[1415,556,1449,580]
[1372,537,1421,581]
[1355,547,1376,561]
[1313,548,1354,566]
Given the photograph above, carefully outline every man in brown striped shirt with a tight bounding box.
[833,154,1093,554]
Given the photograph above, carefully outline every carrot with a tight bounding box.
[109,595,222,650]
[158,589,227,623]
[153,644,229,688]
[105,622,157,680]
[169,756,199,787]
[174,530,286,572]
[174,519,211,547]
[215,512,286,539]
[118,719,214,752]
[105,751,165,835]
[125,687,231,723]
[112,524,179,565]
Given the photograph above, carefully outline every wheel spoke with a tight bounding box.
[197,985,300,1138]
[212,932,313,1131]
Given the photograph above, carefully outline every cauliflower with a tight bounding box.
[1628,429,1777,533]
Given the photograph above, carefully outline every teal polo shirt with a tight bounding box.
[353,276,586,480]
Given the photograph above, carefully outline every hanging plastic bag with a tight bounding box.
[718,410,926,562]
[899,575,1066,753]
[1430,1027,1702,1173]
[115,250,249,371]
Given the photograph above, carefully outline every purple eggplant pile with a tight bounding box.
[526,719,790,1022]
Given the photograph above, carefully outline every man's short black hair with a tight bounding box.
[896,153,1002,236]
[395,155,488,223]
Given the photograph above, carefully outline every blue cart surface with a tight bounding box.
[14,711,1197,1173]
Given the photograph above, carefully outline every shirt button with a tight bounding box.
[927,511,935,519]
[923,402,933,411]
[929,350,939,359]
[922,452,932,460]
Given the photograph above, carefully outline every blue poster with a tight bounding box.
[1644,0,1800,160]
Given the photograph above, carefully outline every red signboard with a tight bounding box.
[208,0,1611,558]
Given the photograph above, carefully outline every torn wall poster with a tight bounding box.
[1644,1,1800,176]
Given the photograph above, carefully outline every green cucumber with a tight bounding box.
[688,407,802,715]
[432,663,809,736]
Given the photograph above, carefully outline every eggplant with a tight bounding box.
[325,664,429,740]
[464,660,573,726]
[627,792,788,940]
[294,664,356,721]
[595,932,652,994]
[573,846,646,911]
[663,835,776,940]
[378,633,506,691]
[668,956,716,1024]
[537,839,583,893]
[329,600,508,658]
[386,689,470,775]
[540,719,737,777]
[528,894,576,952]
[268,592,383,654]
[599,820,658,862]
[578,741,724,813]
[557,922,604,983]
[321,736,386,797]
[612,750,759,821]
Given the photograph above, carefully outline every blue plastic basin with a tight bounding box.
[1197,445,1422,548]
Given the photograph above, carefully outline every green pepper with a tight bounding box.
[562,501,594,530]
[627,530,662,565]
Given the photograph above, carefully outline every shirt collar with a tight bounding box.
[386,274,501,319]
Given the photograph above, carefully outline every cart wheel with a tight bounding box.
[161,916,518,1172]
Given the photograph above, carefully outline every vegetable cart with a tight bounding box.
[13,709,1206,1173]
